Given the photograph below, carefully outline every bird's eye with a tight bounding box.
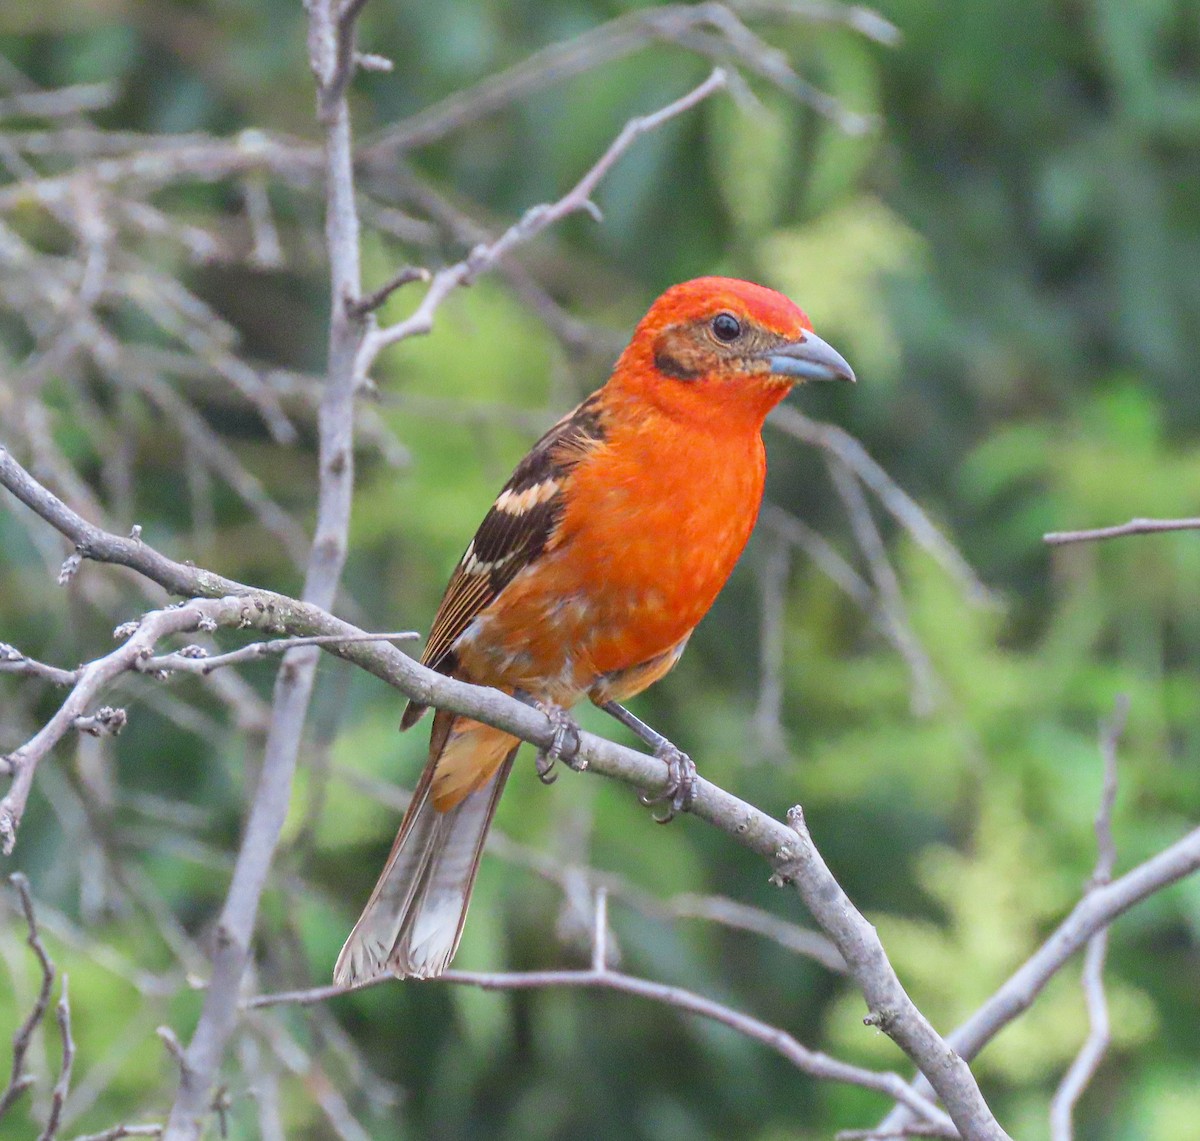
[711,313,742,342]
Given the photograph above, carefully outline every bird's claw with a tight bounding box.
[534,701,583,785]
[639,742,697,824]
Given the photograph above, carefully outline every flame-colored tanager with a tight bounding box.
[336,277,855,983]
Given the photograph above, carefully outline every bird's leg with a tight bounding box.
[597,701,697,823]
[515,691,583,785]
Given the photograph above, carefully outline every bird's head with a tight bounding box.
[611,276,854,429]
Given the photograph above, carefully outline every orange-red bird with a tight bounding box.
[335,277,854,983]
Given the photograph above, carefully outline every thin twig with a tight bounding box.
[38,974,75,1141]
[442,967,958,1135]
[0,598,254,853]
[826,457,941,715]
[753,533,790,753]
[664,892,846,972]
[836,1127,950,1141]
[0,84,116,120]
[245,968,954,1134]
[762,504,875,607]
[1044,517,1200,545]
[67,1127,163,1141]
[0,446,1191,1017]
[0,873,56,1118]
[354,67,729,379]
[0,132,321,211]
[156,1027,188,1074]
[346,266,430,318]
[243,978,385,1009]
[72,707,127,738]
[0,644,78,686]
[765,500,955,703]
[250,1013,373,1141]
[360,2,878,161]
[1048,695,1127,1141]
[591,888,609,972]
[141,631,417,676]
[241,177,283,268]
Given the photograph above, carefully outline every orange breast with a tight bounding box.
[560,414,765,675]
[456,403,767,697]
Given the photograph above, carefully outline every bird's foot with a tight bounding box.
[639,741,697,824]
[528,699,583,785]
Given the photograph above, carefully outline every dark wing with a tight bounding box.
[400,392,606,729]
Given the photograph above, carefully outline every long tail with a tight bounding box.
[334,712,518,984]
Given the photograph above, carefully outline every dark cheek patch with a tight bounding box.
[654,348,702,380]
[654,328,707,380]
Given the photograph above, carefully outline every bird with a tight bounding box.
[334,276,855,984]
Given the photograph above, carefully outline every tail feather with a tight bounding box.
[335,715,518,984]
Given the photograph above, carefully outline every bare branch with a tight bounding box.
[881,812,1200,1134]
[4,434,1006,1136]
[779,807,1008,1139]
[765,500,957,707]
[250,1014,373,1141]
[837,1127,950,1141]
[354,68,729,378]
[753,533,790,753]
[1092,698,1125,886]
[0,873,56,1119]
[443,968,958,1135]
[241,177,283,268]
[37,974,75,1141]
[366,172,626,358]
[664,892,846,972]
[245,968,954,1135]
[762,504,875,606]
[4,449,1174,1105]
[0,84,116,120]
[346,266,430,319]
[735,0,900,45]
[2,628,412,835]
[1048,695,1127,1141]
[1044,517,1200,545]
[0,880,178,998]
[591,888,610,972]
[242,978,381,1009]
[68,1127,163,1141]
[156,1026,188,1074]
[141,631,418,676]
[355,52,393,73]
[0,644,78,686]
[0,133,321,212]
[0,598,255,853]
[359,2,878,162]
[72,707,128,738]
[827,457,941,715]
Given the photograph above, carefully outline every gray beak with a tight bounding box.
[764,330,856,384]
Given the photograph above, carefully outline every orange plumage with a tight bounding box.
[335,277,854,983]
